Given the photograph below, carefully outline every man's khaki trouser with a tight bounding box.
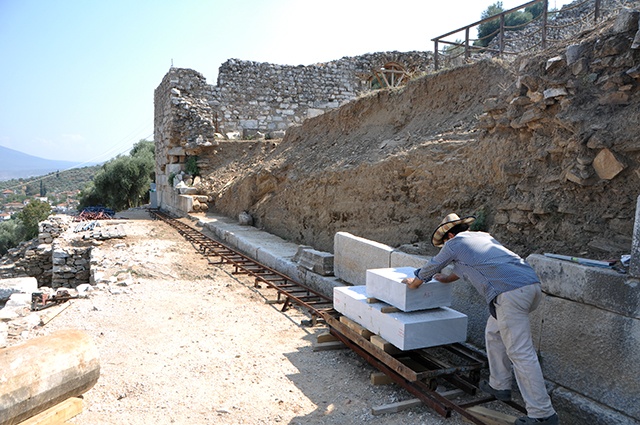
[485,283,556,419]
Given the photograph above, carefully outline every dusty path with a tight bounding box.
[34,210,472,425]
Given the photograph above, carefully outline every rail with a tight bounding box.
[149,209,336,325]
[432,0,614,70]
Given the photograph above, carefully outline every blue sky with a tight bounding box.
[0,0,572,165]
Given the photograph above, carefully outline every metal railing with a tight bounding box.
[431,0,608,70]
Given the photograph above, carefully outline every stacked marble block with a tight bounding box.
[333,267,468,351]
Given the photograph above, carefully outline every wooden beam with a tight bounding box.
[312,340,346,352]
[339,316,374,339]
[371,388,466,414]
[370,372,394,386]
[17,397,83,425]
[316,331,338,343]
[370,335,402,355]
[464,406,519,425]
[39,302,73,326]
[380,306,400,313]
[371,398,423,415]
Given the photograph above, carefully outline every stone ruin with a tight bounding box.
[153,51,433,216]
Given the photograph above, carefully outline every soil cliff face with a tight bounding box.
[199,16,640,260]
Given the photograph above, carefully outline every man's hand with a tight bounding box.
[433,273,459,283]
[401,277,423,289]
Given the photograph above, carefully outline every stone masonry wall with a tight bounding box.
[154,51,433,215]
[212,52,432,136]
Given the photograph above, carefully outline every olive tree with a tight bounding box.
[79,140,155,211]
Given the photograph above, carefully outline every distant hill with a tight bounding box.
[0,165,101,194]
[0,145,93,181]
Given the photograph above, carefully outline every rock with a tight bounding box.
[625,65,640,78]
[527,91,544,103]
[510,96,531,106]
[612,8,639,34]
[238,211,253,226]
[632,30,640,49]
[593,149,627,180]
[477,113,495,129]
[572,58,589,75]
[0,322,7,348]
[543,87,568,99]
[0,277,38,303]
[546,56,564,72]
[482,97,502,111]
[598,91,630,105]
[565,44,583,65]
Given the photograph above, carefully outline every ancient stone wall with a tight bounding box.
[0,240,51,286]
[154,51,433,215]
[211,52,432,137]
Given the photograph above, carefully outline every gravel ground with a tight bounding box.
[22,210,487,425]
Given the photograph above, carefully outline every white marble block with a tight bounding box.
[333,285,467,351]
[333,284,376,330]
[366,267,453,312]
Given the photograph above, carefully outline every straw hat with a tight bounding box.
[431,213,476,247]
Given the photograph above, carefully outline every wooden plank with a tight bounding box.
[380,306,400,313]
[366,297,381,304]
[316,331,338,343]
[325,315,419,381]
[372,388,466,415]
[339,316,374,339]
[39,302,73,326]
[312,340,346,352]
[464,406,519,425]
[370,335,402,355]
[439,388,465,399]
[17,397,83,425]
[371,398,423,415]
[370,372,394,385]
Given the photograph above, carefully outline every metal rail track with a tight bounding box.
[150,209,525,424]
[150,209,337,324]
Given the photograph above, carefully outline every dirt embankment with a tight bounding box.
[200,17,640,261]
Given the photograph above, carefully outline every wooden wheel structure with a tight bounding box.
[371,62,411,89]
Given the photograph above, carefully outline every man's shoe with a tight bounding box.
[514,413,559,425]
[479,380,511,401]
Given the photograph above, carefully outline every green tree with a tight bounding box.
[25,182,39,196]
[525,3,545,19]
[0,219,27,256]
[476,1,534,48]
[78,139,155,211]
[15,199,51,240]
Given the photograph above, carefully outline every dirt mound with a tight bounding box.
[200,17,640,261]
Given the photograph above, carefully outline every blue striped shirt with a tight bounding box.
[414,231,540,304]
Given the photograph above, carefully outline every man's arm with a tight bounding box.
[402,272,459,289]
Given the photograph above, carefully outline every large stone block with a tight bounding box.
[333,285,467,351]
[0,277,38,302]
[334,232,393,286]
[552,386,637,425]
[538,296,640,421]
[631,194,640,278]
[297,249,334,276]
[390,250,428,269]
[365,267,452,312]
[528,254,639,318]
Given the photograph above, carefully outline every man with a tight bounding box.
[402,213,558,425]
